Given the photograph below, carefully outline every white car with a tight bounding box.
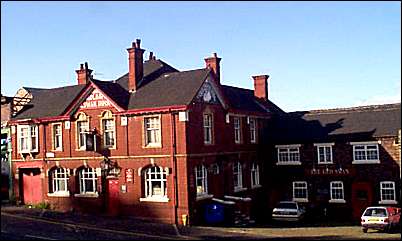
[272,201,306,222]
[361,206,401,233]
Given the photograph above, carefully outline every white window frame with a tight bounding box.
[329,181,345,203]
[48,167,70,196]
[234,117,242,144]
[233,162,245,192]
[78,167,98,195]
[101,111,116,149]
[17,125,38,153]
[314,143,334,164]
[249,118,257,143]
[52,123,63,151]
[144,116,162,148]
[76,113,89,150]
[293,181,308,202]
[195,165,211,199]
[203,113,213,145]
[140,166,169,202]
[251,162,261,188]
[276,144,302,165]
[379,181,397,204]
[351,141,380,164]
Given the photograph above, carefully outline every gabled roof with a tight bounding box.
[266,103,401,143]
[13,85,86,120]
[127,68,210,109]
[222,85,285,114]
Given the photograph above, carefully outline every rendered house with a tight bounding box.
[8,39,283,225]
[264,104,401,221]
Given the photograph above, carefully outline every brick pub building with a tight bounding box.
[8,39,283,225]
[263,104,401,221]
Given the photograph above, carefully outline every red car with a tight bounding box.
[361,206,401,233]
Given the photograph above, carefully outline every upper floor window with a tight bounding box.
[251,162,260,188]
[101,111,115,148]
[233,161,243,191]
[140,166,168,202]
[195,165,208,196]
[276,145,301,165]
[249,118,257,143]
[48,167,69,196]
[314,143,334,164]
[76,113,89,150]
[78,167,97,194]
[379,181,397,204]
[293,181,308,202]
[203,113,213,145]
[52,123,63,151]
[144,116,161,147]
[351,141,380,164]
[17,125,38,153]
[234,117,242,144]
[329,181,345,203]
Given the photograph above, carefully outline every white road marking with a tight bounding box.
[25,234,58,240]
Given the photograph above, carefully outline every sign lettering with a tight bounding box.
[80,89,112,109]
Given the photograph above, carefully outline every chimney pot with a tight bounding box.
[149,51,154,60]
[80,64,84,70]
[136,39,141,48]
[84,62,88,70]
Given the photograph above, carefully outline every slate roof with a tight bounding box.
[13,85,86,120]
[11,58,278,120]
[266,103,401,143]
[222,85,284,114]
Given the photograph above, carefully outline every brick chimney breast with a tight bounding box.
[127,39,145,92]
[76,62,93,85]
[204,52,222,85]
[252,75,269,100]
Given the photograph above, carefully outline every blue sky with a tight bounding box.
[1,1,400,112]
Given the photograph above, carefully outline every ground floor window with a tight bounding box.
[78,167,97,194]
[49,167,69,195]
[195,165,208,196]
[293,181,308,202]
[380,181,396,204]
[330,181,345,203]
[141,166,168,202]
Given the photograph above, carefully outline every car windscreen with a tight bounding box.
[276,202,297,209]
[363,208,387,217]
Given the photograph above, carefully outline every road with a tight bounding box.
[1,213,184,240]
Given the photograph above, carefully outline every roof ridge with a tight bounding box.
[301,103,401,115]
[221,84,253,92]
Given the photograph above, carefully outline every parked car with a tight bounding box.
[272,201,306,222]
[361,206,401,233]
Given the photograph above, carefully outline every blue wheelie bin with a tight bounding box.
[204,203,225,225]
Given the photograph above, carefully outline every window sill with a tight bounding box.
[196,194,213,201]
[234,187,247,193]
[143,144,162,149]
[318,162,333,165]
[379,200,398,205]
[352,160,380,164]
[251,184,262,189]
[74,193,99,198]
[293,198,308,203]
[47,192,70,197]
[329,199,346,203]
[140,196,169,203]
[276,161,302,166]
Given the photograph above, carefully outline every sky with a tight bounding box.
[1,1,401,112]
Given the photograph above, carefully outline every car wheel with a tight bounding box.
[362,228,368,233]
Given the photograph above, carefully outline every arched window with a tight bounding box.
[78,167,98,194]
[76,113,89,150]
[101,111,115,148]
[49,167,69,195]
[143,166,168,199]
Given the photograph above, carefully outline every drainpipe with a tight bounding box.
[170,111,179,226]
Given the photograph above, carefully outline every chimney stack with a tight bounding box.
[204,53,221,85]
[127,39,145,92]
[252,75,269,100]
[76,62,93,85]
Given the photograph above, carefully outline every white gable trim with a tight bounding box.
[205,76,229,109]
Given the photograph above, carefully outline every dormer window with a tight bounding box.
[17,125,38,153]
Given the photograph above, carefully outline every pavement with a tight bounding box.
[0,204,264,240]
